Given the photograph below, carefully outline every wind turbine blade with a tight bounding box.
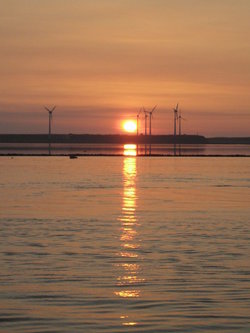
[52,106,56,112]
[151,105,157,114]
[45,107,50,112]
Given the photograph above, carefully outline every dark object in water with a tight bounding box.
[69,154,78,159]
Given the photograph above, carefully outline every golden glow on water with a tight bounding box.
[122,322,138,326]
[120,315,138,327]
[120,229,137,242]
[123,150,137,156]
[121,263,139,271]
[0,158,249,332]
[124,144,137,150]
[120,252,138,258]
[1,158,250,331]
[117,275,145,285]
[123,144,137,156]
[115,290,140,298]
[123,243,138,249]
[115,155,144,323]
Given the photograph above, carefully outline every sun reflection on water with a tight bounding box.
[123,144,137,156]
[120,315,138,327]
[115,152,144,327]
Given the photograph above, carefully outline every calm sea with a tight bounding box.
[0,156,250,332]
[0,143,250,156]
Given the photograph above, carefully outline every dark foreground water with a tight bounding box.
[0,157,250,332]
[0,143,250,156]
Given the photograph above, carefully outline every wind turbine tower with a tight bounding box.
[45,106,56,154]
[148,105,157,136]
[143,108,148,136]
[173,104,179,137]
[137,108,142,136]
[178,110,186,136]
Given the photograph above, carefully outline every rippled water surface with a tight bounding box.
[0,157,250,332]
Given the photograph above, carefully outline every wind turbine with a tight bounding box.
[137,108,142,136]
[173,104,179,137]
[45,106,56,154]
[178,109,186,136]
[143,107,148,136]
[148,105,157,136]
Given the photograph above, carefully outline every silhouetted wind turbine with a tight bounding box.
[148,105,157,136]
[143,107,148,136]
[137,108,142,136]
[178,109,186,136]
[173,104,179,137]
[45,106,56,154]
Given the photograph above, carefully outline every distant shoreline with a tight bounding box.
[1,153,250,158]
[1,134,250,144]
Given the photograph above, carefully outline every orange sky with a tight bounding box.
[0,0,249,136]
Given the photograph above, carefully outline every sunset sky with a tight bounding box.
[0,0,249,136]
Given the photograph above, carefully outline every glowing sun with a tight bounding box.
[123,120,137,133]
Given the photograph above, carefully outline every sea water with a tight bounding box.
[0,157,250,332]
[0,143,250,156]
